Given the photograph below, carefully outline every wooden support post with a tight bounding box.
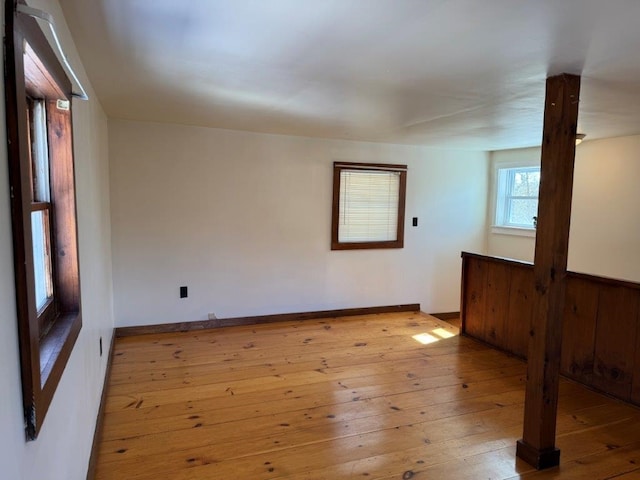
[516,73,581,469]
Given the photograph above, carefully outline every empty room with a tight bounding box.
[2,0,640,479]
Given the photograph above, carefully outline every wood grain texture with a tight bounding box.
[4,0,39,439]
[505,266,534,358]
[4,0,81,440]
[462,252,640,411]
[430,311,460,321]
[520,73,581,466]
[561,277,599,384]
[484,262,512,349]
[93,312,640,479]
[633,313,640,405]
[46,100,81,313]
[115,304,420,337]
[592,285,639,401]
[461,254,487,339]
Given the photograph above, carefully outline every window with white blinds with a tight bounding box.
[331,162,407,250]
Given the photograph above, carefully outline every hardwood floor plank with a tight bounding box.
[101,361,526,433]
[511,442,640,479]
[101,371,526,442]
[98,383,528,462]
[105,347,519,399]
[94,312,640,480]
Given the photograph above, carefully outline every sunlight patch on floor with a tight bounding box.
[412,326,459,345]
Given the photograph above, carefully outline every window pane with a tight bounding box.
[508,198,538,226]
[495,166,540,228]
[511,170,540,197]
[31,210,53,311]
[338,170,399,242]
[29,100,50,202]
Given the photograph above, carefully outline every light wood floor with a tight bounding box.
[95,312,640,479]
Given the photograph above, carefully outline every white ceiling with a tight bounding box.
[58,0,640,150]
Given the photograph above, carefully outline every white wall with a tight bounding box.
[487,135,640,282]
[0,1,115,479]
[569,135,640,281]
[109,120,488,326]
[486,148,540,262]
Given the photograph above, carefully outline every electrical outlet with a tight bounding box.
[99,336,103,357]
[180,286,188,298]
[208,312,217,320]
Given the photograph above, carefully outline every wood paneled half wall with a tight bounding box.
[461,252,640,407]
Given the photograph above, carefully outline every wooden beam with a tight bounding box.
[516,73,581,469]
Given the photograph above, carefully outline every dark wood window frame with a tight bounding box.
[5,0,82,440]
[331,161,407,250]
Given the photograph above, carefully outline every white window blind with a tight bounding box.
[338,169,400,243]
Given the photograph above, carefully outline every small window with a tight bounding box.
[331,162,407,250]
[495,166,540,229]
[5,4,82,439]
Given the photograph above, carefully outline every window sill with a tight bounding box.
[331,240,404,250]
[26,311,82,439]
[491,226,536,238]
[40,312,81,385]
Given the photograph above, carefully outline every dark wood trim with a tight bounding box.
[460,253,468,336]
[516,74,580,469]
[14,1,71,96]
[430,311,460,321]
[115,304,421,337]
[5,0,81,439]
[86,332,116,480]
[515,440,560,471]
[462,252,640,291]
[396,167,407,248]
[568,270,640,291]
[6,0,38,439]
[460,252,640,290]
[330,239,405,250]
[333,161,408,171]
[39,313,81,411]
[466,78,582,470]
[47,99,81,313]
[116,319,220,337]
[331,161,407,250]
[461,251,533,267]
[331,162,341,248]
[30,201,50,211]
[518,74,580,469]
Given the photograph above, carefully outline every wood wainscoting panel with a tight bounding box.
[462,254,488,339]
[505,266,534,359]
[461,252,640,409]
[633,309,640,405]
[483,262,512,350]
[592,285,640,401]
[561,277,599,385]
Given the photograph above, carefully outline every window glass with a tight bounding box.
[495,166,540,228]
[31,210,53,311]
[29,99,50,202]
